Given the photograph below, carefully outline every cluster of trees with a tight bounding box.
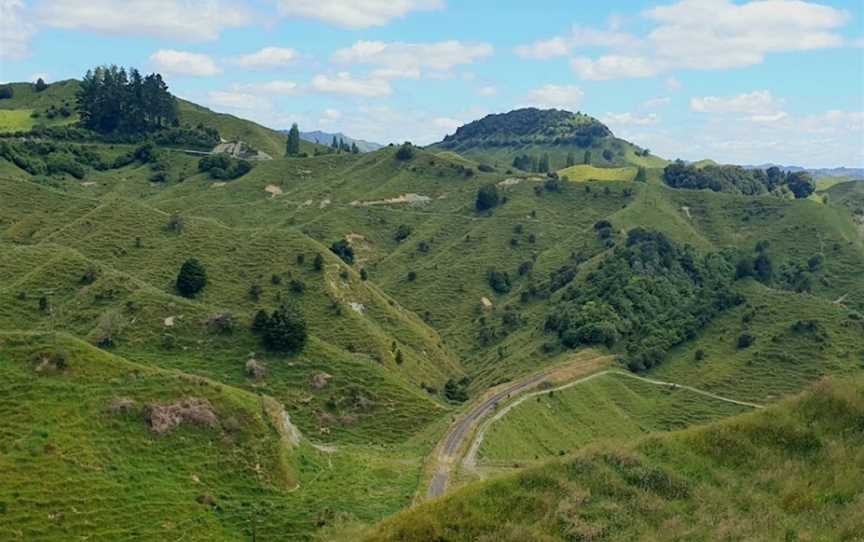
[77,65,178,134]
[330,240,354,264]
[198,154,253,180]
[545,228,743,371]
[331,136,359,154]
[512,153,552,173]
[736,241,822,293]
[0,139,157,178]
[664,161,815,199]
[286,123,301,156]
[395,142,416,161]
[252,304,308,354]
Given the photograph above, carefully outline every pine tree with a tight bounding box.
[351,142,359,154]
[176,258,207,298]
[261,304,308,353]
[34,78,48,92]
[566,151,576,167]
[539,153,551,173]
[286,123,301,156]
[583,150,591,164]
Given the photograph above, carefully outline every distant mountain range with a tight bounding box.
[743,164,864,180]
[294,130,384,153]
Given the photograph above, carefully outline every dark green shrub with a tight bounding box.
[176,258,207,298]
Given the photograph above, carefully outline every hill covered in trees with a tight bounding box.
[428,108,666,171]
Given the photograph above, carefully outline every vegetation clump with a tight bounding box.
[475,183,500,211]
[176,258,207,298]
[198,154,253,180]
[256,304,308,354]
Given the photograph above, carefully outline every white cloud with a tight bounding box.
[30,73,50,83]
[332,40,493,78]
[642,96,671,108]
[230,47,300,70]
[311,72,392,97]
[150,50,221,77]
[690,90,786,122]
[571,55,659,80]
[524,84,584,110]
[207,90,271,111]
[235,80,299,95]
[275,0,443,29]
[38,0,252,41]
[1,0,35,59]
[665,77,682,91]
[515,25,642,59]
[477,85,497,97]
[602,112,660,126]
[433,117,462,131]
[517,0,850,80]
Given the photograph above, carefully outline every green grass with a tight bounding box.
[557,164,636,182]
[0,109,37,132]
[477,372,752,464]
[364,377,864,541]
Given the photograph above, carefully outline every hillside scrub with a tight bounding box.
[664,161,815,199]
[545,228,742,371]
[198,154,253,180]
[175,258,207,298]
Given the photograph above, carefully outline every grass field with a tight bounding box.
[365,377,864,541]
[557,164,636,182]
[477,372,753,464]
[0,110,37,132]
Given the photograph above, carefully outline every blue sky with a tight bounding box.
[1,0,863,167]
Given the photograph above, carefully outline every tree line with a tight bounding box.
[664,161,815,199]
[77,65,178,134]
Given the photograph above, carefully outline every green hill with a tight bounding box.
[428,108,667,171]
[1,86,863,540]
[365,377,864,541]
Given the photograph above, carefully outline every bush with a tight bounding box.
[394,224,412,242]
[737,333,756,349]
[478,164,495,172]
[198,154,253,180]
[176,258,207,298]
[0,85,13,99]
[313,253,324,271]
[395,142,416,161]
[443,377,470,403]
[260,304,308,354]
[475,183,500,211]
[407,271,417,282]
[488,270,511,294]
[330,240,354,264]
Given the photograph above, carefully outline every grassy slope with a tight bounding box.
[477,372,752,464]
[0,332,442,541]
[365,377,864,542]
[0,81,79,131]
[557,164,636,182]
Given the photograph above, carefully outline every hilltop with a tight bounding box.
[428,108,667,171]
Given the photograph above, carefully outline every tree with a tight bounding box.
[786,171,815,199]
[602,149,614,162]
[583,150,591,164]
[488,270,511,294]
[351,142,359,154]
[394,224,412,242]
[251,309,270,334]
[330,240,354,264]
[313,253,324,271]
[566,151,576,167]
[176,258,207,298]
[538,153,551,173]
[395,142,415,160]
[754,253,773,284]
[286,123,301,156]
[261,304,308,353]
[0,85,14,99]
[475,183,500,211]
[34,78,48,92]
[634,166,647,183]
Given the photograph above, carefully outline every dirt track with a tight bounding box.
[424,359,763,500]
[424,352,612,499]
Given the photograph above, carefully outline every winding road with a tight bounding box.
[424,360,763,500]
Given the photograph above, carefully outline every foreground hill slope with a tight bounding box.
[365,377,864,541]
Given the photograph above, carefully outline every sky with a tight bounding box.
[1,0,863,167]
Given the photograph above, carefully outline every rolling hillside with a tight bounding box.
[365,377,864,541]
[1,86,863,540]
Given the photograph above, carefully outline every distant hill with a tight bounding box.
[428,108,667,171]
[297,130,384,153]
[744,164,864,180]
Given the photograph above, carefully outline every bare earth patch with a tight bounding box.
[211,182,227,188]
[265,185,283,198]
[350,193,431,207]
[144,397,219,434]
